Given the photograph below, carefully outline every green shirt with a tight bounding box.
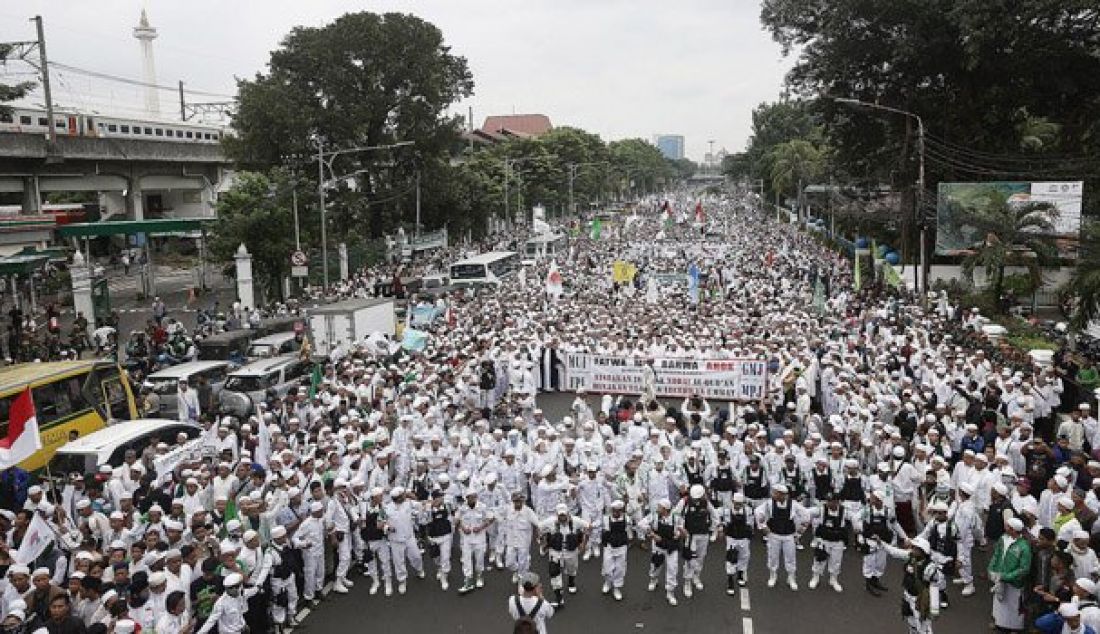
[988,535,1031,588]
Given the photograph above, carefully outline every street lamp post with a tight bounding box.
[315,139,414,289]
[503,157,537,226]
[833,97,926,298]
[567,161,609,218]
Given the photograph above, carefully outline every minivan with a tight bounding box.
[245,332,302,362]
[144,361,233,418]
[218,355,312,416]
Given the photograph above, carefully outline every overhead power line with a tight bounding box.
[47,60,235,99]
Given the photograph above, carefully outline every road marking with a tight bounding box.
[742,616,754,634]
[740,588,750,611]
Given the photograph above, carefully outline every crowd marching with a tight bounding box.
[0,190,1096,634]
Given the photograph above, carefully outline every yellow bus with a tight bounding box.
[0,359,139,472]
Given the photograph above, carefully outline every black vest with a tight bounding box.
[604,516,629,548]
[767,501,796,535]
[684,500,712,535]
[812,470,833,498]
[814,507,847,542]
[864,508,892,541]
[547,520,580,551]
[711,465,736,492]
[744,469,769,498]
[426,505,452,538]
[362,507,386,541]
[839,476,865,503]
[724,508,753,539]
[655,516,678,551]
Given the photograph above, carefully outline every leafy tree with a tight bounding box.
[722,100,822,200]
[608,139,672,197]
[768,139,826,206]
[957,188,1059,302]
[1063,221,1100,330]
[227,12,474,237]
[0,44,35,115]
[760,0,1100,209]
[209,170,301,304]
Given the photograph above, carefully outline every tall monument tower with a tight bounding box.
[133,8,160,115]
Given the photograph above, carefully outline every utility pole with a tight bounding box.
[292,186,300,250]
[317,140,328,290]
[415,171,421,238]
[568,163,576,219]
[503,159,510,228]
[178,81,186,122]
[834,97,928,300]
[32,16,55,145]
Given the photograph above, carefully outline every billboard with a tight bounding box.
[935,181,1083,257]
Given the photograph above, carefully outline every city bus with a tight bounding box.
[449,251,520,288]
[0,359,139,472]
[524,233,568,261]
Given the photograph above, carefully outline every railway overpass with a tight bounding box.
[0,132,230,223]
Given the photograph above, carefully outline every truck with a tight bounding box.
[308,298,396,358]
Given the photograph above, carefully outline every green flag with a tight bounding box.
[883,262,902,289]
[308,363,322,398]
[590,218,602,240]
[813,276,825,313]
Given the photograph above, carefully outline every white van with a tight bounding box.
[48,419,202,476]
[246,332,302,362]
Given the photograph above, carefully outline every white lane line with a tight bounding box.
[742,616,754,634]
[740,588,751,611]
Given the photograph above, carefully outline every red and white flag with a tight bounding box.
[695,201,705,223]
[545,261,563,298]
[0,388,40,470]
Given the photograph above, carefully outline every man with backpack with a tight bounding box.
[507,572,554,634]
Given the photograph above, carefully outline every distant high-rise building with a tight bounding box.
[655,135,685,160]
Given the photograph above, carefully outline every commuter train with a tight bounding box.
[0,106,226,144]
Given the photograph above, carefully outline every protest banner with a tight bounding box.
[564,353,768,401]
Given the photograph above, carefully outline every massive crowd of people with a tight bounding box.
[0,191,1096,634]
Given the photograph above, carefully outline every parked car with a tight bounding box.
[143,361,233,418]
[218,355,312,416]
[245,332,302,362]
[196,330,257,363]
[48,419,202,476]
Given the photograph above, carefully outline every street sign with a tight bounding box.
[291,265,309,278]
[290,250,308,266]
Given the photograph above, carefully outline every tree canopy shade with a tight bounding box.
[226,12,473,238]
[209,170,300,304]
[1064,221,1100,330]
[759,0,1100,191]
[0,44,35,116]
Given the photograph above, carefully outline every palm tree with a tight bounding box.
[1063,221,1100,330]
[958,188,1059,304]
[768,139,825,211]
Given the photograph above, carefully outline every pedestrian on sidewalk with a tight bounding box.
[152,296,166,325]
[122,251,131,275]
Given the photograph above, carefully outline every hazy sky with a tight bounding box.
[0,1,794,160]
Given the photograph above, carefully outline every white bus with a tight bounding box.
[524,233,568,260]
[449,251,520,287]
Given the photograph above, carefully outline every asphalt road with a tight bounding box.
[299,540,994,634]
[299,391,994,634]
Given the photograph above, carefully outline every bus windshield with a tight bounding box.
[450,264,488,280]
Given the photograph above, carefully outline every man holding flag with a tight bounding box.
[546,261,564,301]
